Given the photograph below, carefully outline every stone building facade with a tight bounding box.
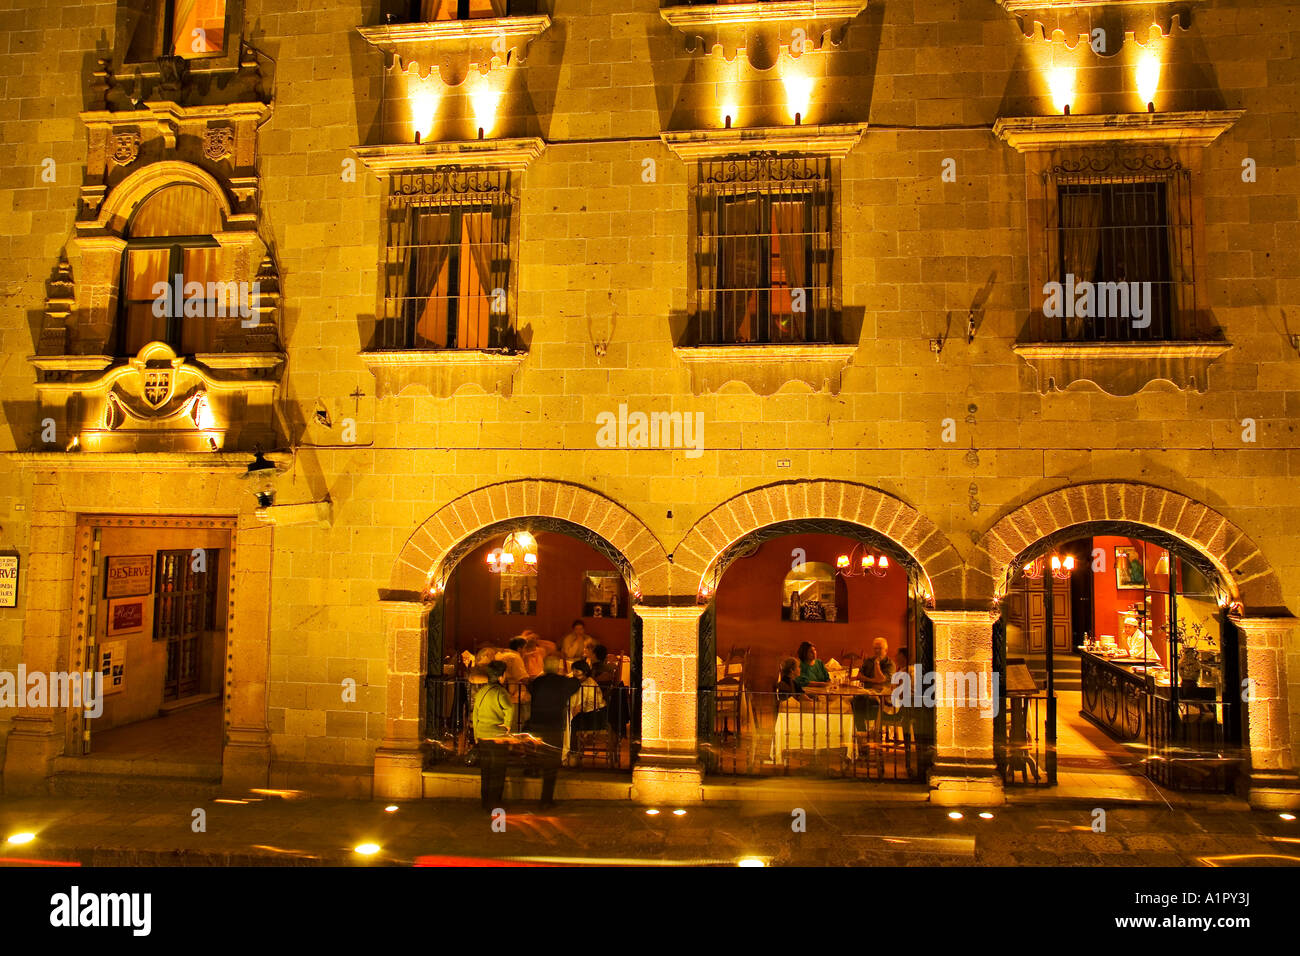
[0,0,1297,808]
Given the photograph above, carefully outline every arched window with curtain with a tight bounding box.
[117,183,225,357]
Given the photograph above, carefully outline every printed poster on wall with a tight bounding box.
[0,555,17,608]
[107,598,144,636]
[100,640,126,695]
[105,554,153,599]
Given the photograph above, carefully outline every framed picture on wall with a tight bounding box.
[107,597,145,636]
[583,571,625,618]
[1115,546,1146,590]
[105,554,153,598]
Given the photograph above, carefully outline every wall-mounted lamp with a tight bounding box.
[1136,50,1161,113]
[1048,66,1074,116]
[243,446,277,508]
[244,446,333,527]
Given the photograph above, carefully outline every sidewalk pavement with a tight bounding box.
[2,788,1296,867]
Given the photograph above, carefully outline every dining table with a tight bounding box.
[769,682,891,762]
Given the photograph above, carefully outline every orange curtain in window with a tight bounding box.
[719,198,761,343]
[180,246,221,354]
[772,200,809,343]
[122,248,171,355]
[173,0,226,56]
[411,210,454,348]
[460,210,495,349]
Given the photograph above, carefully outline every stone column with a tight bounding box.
[1234,616,1300,810]
[372,599,430,800]
[926,609,1004,807]
[631,605,705,805]
[222,517,273,789]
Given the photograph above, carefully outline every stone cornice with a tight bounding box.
[661,123,867,160]
[660,1,868,65]
[354,137,547,173]
[675,344,857,395]
[357,15,552,77]
[993,110,1245,151]
[359,349,528,399]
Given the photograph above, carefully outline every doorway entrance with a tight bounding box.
[997,524,1241,794]
[69,515,232,767]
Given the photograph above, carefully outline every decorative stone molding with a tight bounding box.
[1013,341,1232,395]
[359,349,527,400]
[357,14,552,81]
[660,1,868,67]
[970,481,1288,613]
[998,1,1198,42]
[661,123,867,161]
[674,344,857,395]
[388,479,671,601]
[202,125,235,162]
[673,480,966,607]
[353,136,547,174]
[30,342,284,455]
[993,110,1244,152]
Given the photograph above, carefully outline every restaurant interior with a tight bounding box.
[1002,533,1238,792]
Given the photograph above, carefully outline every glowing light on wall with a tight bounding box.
[718,90,739,128]
[408,72,442,143]
[470,73,503,138]
[1048,66,1075,115]
[1136,49,1162,110]
[783,66,814,125]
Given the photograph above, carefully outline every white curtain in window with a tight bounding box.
[1059,189,1103,338]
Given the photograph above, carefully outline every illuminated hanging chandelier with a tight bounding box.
[1023,553,1076,580]
[486,531,538,574]
[835,543,889,578]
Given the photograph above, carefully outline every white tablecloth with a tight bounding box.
[770,703,857,761]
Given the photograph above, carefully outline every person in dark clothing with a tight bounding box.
[525,654,580,807]
[775,657,812,712]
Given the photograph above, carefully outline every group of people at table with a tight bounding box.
[764,639,915,753]
[464,621,626,810]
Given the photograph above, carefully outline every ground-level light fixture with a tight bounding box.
[1281,813,1297,822]
[6,832,35,845]
[979,812,995,820]
[947,811,964,820]
[384,805,399,813]
[737,857,766,867]
[672,809,687,816]
[645,808,661,816]
[354,842,381,856]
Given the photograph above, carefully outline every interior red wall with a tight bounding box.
[1091,535,1173,664]
[446,531,630,655]
[714,534,909,692]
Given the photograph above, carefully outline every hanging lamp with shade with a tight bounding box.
[487,530,539,574]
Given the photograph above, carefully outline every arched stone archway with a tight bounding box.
[385,479,671,602]
[969,481,1287,614]
[376,480,674,801]
[91,160,236,234]
[671,480,965,608]
[969,481,1299,809]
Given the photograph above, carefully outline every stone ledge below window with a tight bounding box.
[360,349,527,399]
[674,344,857,395]
[357,15,552,78]
[993,110,1244,152]
[1014,341,1232,395]
[354,137,546,174]
[660,1,868,66]
[662,123,867,161]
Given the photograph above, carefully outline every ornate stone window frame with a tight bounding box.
[994,110,1242,395]
[112,0,248,76]
[660,1,868,66]
[996,0,1201,42]
[353,137,546,399]
[662,123,864,395]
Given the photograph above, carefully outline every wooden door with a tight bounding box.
[1023,579,1071,654]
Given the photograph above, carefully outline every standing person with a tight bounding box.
[473,660,514,812]
[525,655,580,808]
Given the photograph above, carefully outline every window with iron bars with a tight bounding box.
[381,169,515,351]
[1043,158,1196,342]
[695,155,834,345]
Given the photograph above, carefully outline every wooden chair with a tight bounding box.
[715,646,748,741]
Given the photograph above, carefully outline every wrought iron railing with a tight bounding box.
[424,676,636,771]
[998,692,1055,786]
[698,687,931,781]
[1145,694,1239,793]
[694,155,834,345]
